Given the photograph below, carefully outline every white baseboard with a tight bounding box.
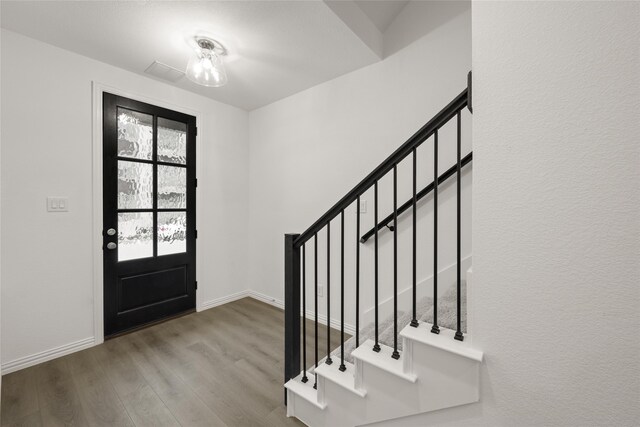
[1,337,95,375]
[247,290,285,310]
[198,290,251,311]
[198,290,285,311]
[201,290,355,335]
[305,308,357,336]
[3,289,356,376]
[245,291,356,336]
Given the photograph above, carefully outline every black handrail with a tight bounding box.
[360,152,473,243]
[293,89,468,248]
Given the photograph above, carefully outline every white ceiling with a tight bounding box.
[1,1,410,110]
[355,0,410,33]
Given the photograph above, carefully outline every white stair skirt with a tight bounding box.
[285,321,483,427]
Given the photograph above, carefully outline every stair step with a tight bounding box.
[315,360,367,398]
[351,339,417,383]
[285,372,326,410]
[400,322,483,362]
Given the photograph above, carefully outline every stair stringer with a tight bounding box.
[285,327,483,426]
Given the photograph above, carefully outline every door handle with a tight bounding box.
[106,242,117,250]
[107,228,117,236]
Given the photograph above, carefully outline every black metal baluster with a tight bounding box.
[314,234,319,389]
[431,130,440,335]
[326,222,333,365]
[410,148,419,328]
[302,245,308,382]
[339,210,346,371]
[455,112,464,342]
[373,181,381,352]
[392,166,400,359]
[356,196,360,348]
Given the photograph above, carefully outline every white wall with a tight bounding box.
[0,1,471,374]
[0,29,250,371]
[0,10,3,398]
[373,1,640,426]
[248,1,472,328]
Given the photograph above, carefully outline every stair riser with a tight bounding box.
[406,337,481,409]
[286,325,482,426]
[287,389,325,426]
[356,361,424,423]
[319,381,368,427]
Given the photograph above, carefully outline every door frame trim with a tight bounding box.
[91,81,203,345]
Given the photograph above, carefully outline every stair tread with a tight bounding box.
[400,322,483,362]
[315,360,366,397]
[351,339,417,383]
[285,373,327,410]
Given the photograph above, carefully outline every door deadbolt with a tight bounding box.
[106,242,117,250]
[107,228,116,236]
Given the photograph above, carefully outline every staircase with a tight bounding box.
[283,75,481,426]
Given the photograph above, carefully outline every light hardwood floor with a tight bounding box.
[1,297,347,426]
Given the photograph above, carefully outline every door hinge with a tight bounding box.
[195,178,198,188]
[195,127,198,136]
[195,230,198,239]
[195,281,198,290]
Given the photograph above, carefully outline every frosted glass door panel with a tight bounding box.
[117,108,153,160]
[158,212,187,255]
[118,212,153,261]
[118,161,153,209]
[158,165,186,208]
[158,118,187,164]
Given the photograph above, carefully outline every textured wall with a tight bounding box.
[471,2,639,424]
[248,1,472,325]
[372,2,640,426]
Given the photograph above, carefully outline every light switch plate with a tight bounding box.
[47,197,69,212]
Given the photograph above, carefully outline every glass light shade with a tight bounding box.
[186,48,228,87]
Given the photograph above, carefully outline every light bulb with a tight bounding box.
[186,39,228,87]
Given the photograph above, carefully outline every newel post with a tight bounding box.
[284,233,301,405]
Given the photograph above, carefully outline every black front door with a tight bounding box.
[103,93,196,337]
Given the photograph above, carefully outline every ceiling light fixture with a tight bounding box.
[186,37,228,87]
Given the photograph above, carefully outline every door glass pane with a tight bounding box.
[118,161,153,209]
[158,118,187,164]
[118,212,153,261]
[158,212,187,255]
[158,165,186,208]
[117,108,153,160]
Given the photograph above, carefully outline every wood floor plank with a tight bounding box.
[65,350,134,427]
[201,304,284,365]
[150,322,274,425]
[184,340,280,420]
[118,334,228,427]
[90,340,147,397]
[34,358,68,387]
[264,406,304,427]
[2,410,42,427]
[1,368,39,425]
[90,342,179,427]
[35,359,90,427]
[118,386,179,427]
[2,298,338,427]
[135,328,245,426]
